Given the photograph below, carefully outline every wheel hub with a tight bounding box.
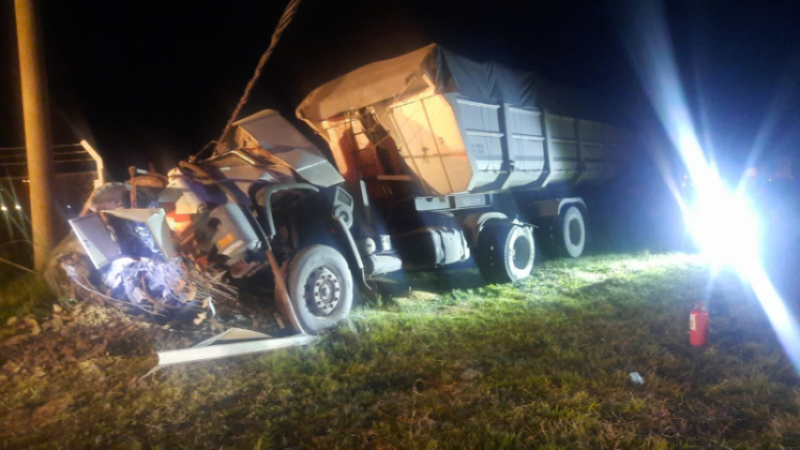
[510,234,532,270]
[569,218,581,246]
[305,266,341,317]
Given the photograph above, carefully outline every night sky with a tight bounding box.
[2,0,800,180]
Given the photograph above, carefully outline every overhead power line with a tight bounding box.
[0,143,83,152]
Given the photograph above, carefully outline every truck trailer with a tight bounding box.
[67,44,636,334]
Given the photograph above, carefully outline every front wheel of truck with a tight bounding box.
[287,245,354,334]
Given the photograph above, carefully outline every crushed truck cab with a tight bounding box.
[71,111,359,334]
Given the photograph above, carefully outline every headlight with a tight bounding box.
[684,184,760,267]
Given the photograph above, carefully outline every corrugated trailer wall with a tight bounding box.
[378,91,630,196]
[296,44,636,198]
[503,105,546,189]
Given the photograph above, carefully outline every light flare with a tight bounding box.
[625,0,800,374]
[683,181,760,268]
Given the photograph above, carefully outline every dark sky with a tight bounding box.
[2,0,800,179]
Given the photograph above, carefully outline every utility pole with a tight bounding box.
[14,0,56,269]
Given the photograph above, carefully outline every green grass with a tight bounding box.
[0,269,55,339]
[2,253,800,449]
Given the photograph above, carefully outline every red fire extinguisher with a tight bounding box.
[689,302,709,346]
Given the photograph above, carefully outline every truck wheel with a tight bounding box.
[286,245,353,334]
[560,205,586,258]
[475,221,535,284]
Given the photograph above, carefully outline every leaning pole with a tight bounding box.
[14,0,56,269]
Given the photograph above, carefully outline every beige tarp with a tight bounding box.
[296,44,437,123]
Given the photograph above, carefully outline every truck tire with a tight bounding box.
[286,245,354,333]
[560,205,586,258]
[475,221,535,284]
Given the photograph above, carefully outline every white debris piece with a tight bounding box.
[155,328,316,367]
[460,368,482,381]
[191,327,271,346]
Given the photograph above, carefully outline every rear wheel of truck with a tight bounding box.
[475,221,535,284]
[560,205,586,258]
[287,245,354,334]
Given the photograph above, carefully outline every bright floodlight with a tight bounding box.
[684,182,760,267]
[625,0,800,374]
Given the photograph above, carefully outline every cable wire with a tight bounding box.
[194,0,302,161]
[0,255,36,274]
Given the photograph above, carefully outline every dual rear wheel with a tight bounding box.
[475,205,587,284]
[560,205,586,258]
[538,205,587,259]
[475,221,536,284]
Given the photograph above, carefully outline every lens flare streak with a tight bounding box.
[625,0,800,374]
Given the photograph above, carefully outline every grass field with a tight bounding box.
[2,253,800,449]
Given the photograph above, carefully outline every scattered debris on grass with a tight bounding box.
[1,299,157,379]
[629,371,645,385]
[2,253,800,449]
[459,368,482,381]
[2,244,287,387]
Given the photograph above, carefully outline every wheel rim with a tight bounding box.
[568,218,582,246]
[304,266,342,317]
[510,233,532,271]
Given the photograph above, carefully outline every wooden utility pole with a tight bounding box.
[14,0,56,269]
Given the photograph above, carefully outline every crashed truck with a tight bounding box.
[70,44,636,334]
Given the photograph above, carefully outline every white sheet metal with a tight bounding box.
[156,333,316,366]
[234,110,344,187]
[192,327,272,347]
[69,213,121,269]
